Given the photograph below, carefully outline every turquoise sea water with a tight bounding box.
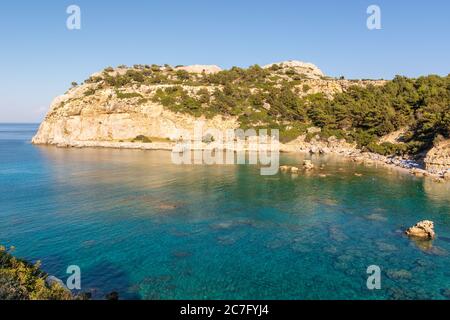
[1,123,450,300]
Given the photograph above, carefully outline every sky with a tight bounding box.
[0,0,449,123]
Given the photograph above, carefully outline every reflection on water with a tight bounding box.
[1,124,450,300]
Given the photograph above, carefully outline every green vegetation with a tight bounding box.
[84,88,96,96]
[0,245,73,300]
[306,75,450,153]
[84,63,450,156]
[115,90,143,99]
[132,135,152,143]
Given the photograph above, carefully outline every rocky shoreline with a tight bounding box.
[34,136,449,181]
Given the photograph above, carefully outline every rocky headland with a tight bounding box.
[32,61,450,179]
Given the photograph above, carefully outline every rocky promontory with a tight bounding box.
[32,61,450,177]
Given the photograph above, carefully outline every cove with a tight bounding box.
[1,124,450,300]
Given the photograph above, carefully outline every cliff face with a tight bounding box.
[32,84,239,146]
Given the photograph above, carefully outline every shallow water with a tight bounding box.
[1,124,450,299]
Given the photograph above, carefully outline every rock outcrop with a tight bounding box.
[424,140,450,176]
[263,60,325,79]
[405,220,436,240]
[32,83,239,147]
[174,65,222,74]
[303,160,314,170]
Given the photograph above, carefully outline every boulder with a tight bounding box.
[405,220,435,240]
[424,139,450,174]
[309,146,320,154]
[290,166,300,173]
[307,126,322,134]
[303,160,314,170]
[443,170,450,180]
[410,168,427,177]
[46,276,68,289]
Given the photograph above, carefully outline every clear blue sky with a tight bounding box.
[1,0,449,122]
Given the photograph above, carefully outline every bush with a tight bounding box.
[366,142,408,156]
[202,134,215,143]
[132,135,152,143]
[302,84,311,93]
[84,88,96,96]
[0,245,73,300]
[175,70,190,81]
[115,90,143,99]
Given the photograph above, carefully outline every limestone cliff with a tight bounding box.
[32,83,239,147]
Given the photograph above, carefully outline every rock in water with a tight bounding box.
[303,160,314,170]
[444,170,450,181]
[290,166,300,173]
[405,220,435,240]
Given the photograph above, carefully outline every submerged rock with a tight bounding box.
[386,269,412,280]
[376,241,397,252]
[405,220,436,240]
[366,213,387,222]
[388,287,429,300]
[427,246,448,256]
[328,226,348,242]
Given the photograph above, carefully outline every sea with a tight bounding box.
[1,123,450,299]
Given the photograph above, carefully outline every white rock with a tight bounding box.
[174,65,222,74]
[405,220,435,240]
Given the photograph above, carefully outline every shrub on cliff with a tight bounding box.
[366,142,408,156]
[115,90,143,99]
[175,70,190,81]
[132,135,152,143]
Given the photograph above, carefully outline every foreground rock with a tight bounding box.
[405,220,436,240]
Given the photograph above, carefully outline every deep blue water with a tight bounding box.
[1,123,450,300]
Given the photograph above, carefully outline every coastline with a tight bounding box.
[32,138,447,180]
